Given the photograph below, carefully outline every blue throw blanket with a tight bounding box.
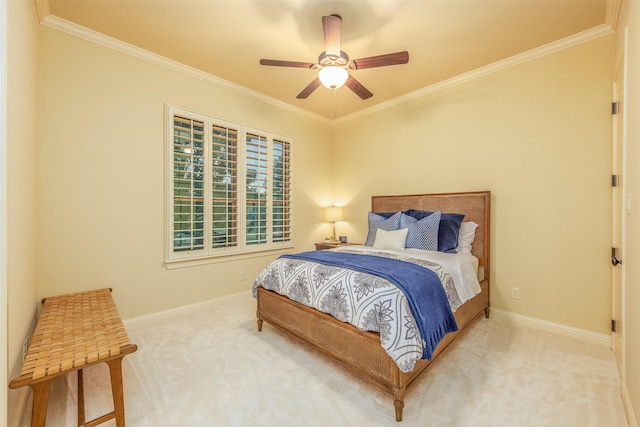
[280,250,458,360]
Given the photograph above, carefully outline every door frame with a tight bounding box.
[0,1,8,425]
[611,29,628,378]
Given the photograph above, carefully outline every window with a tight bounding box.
[166,106,292,263]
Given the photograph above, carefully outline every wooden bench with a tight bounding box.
[9,288,138,427]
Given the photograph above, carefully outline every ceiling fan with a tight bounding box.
[260,14,409,100]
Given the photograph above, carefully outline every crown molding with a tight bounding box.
[41,14,614,127]
[39,15,333,126]
[334,23,615,125]
[35,0,49,23]
[606,0,622,31]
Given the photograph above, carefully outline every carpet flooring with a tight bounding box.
[19,292,629,426]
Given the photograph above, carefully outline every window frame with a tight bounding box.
[165,105,293,266]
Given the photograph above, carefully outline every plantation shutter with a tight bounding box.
[211,123,239,249]
[245,132,268,246]
[171,115,206,253]
[166,105,293,264]
[272,139,292,244]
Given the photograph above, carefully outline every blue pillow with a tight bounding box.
[365,211,402,246]
[371,211,397,219]
[403,209,465,253]
[400,211,441,251]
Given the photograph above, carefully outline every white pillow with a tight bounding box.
[365,211,402,246]
[456,222,478,253]
[373,228,408,251]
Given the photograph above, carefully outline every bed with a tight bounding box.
[253,191,490,421]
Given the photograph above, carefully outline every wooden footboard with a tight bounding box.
[257,280,489,421]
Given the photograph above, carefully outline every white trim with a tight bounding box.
[606,0,622,31]
[123,294,612,349]
[34,0,49,23]
[621,25,631,422]
[164,245,292,270]
[8,391,28,427]
[334,23,614,124]
[490,308,611,348]
[40,15,613,127]
[0,0,8,424]
[623,383,639,427]
[124,291,251,330]
[40,15,332,126]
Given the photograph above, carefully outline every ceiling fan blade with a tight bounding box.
[296,78,322,99]
[344,75,373,100]
[322,15,342,60]
[260,59,317,69]
[349,51,409,70]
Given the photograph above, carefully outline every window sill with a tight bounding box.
[164,246,294,270]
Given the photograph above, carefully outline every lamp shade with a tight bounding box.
[318,66,349,89]
[325,206,344,222]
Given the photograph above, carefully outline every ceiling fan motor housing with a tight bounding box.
[318,50,349,67]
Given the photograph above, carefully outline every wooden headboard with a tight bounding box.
[371,191,491,280]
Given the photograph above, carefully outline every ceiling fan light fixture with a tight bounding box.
[318,66,348,89]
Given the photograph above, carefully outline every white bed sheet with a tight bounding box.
[333,245,481,309]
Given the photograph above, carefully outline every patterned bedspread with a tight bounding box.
[252,248,465,373]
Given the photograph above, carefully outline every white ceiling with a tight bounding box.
[40,0,616,120]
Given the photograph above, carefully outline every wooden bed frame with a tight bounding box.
[256,191,491,421]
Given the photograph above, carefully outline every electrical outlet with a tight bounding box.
[510,287,520,300]
[239,271,246,281]
[22,335,29,361]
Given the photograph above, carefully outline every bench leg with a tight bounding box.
[29,380,52,427]
[106,357,127,426]
[78,369,86,426]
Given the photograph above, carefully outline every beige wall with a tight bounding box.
[615,1,640,425]
[332,36,614,335]
[5,0,40,425]
[36,26,333,320]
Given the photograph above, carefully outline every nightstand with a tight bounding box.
[315,242,359,250]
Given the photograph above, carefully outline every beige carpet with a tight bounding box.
[19,292,628,426]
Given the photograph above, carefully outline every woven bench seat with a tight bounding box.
[9,288,137,427]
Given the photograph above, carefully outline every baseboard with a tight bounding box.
[124,295,612,346]
[8,312,39,427]
[623,384,638,427]
[490,308,611,347]
[123,290,250,330]
[7,370,30,427]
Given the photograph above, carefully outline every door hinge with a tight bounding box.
[612,247,622,266]
[611,319,617,333]
[612,101,619,115]
[612,174,619,187]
